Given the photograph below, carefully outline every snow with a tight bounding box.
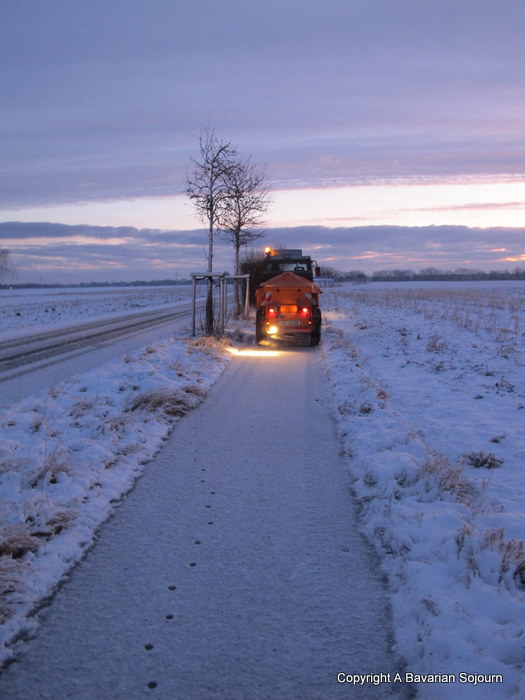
[0,285,199,341]
[0,345,402,699]
[321,281,525,699]
[0,291,231,666]
[0,280,524,697]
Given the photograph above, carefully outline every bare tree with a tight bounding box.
[0,248,12,284]
[239,246,268,304]
[218,157,271,316]
[186,126,238,334]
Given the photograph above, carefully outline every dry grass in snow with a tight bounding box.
[0,335,230,662]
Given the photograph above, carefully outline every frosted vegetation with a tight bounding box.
[322,281,524,698]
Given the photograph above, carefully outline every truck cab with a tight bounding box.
[260,248,318,283]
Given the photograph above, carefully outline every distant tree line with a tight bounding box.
[369,267,525,282]
[319,266,367,283]
[318,266,525,283]
[0,279,193,290]
[3,266,525,291]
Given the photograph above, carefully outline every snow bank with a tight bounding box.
[0,333,230,665]
[322,283,525,699]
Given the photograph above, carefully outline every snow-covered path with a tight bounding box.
[0,347,406,699]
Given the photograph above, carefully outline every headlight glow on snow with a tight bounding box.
[227,347,280,358]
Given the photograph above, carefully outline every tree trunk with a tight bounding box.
[206,220,214,334]
[234,241,241,318]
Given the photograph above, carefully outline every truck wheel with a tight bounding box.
[256,326,265,344]
[255,310,266,344]
[311,310,322,346]
[310,329,321,346]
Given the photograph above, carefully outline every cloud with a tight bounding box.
[2,1,525,211]
[2,222,524,284]
[414,201,525,213]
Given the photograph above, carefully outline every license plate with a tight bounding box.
[278,320,301,326]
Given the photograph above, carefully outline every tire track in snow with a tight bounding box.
[0,346,408,699]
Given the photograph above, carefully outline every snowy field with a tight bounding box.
[0,285,198,340]
[0,281,524,697]
[322,281,525,698]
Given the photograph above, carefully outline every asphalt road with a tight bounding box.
[0,302,203,408]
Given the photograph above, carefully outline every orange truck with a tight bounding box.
[255,249,322,346]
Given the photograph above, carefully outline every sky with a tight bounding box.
[1,0,525,283]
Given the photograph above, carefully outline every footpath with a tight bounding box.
[0,347,407,699]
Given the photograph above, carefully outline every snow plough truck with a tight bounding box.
[255,248,322,346]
